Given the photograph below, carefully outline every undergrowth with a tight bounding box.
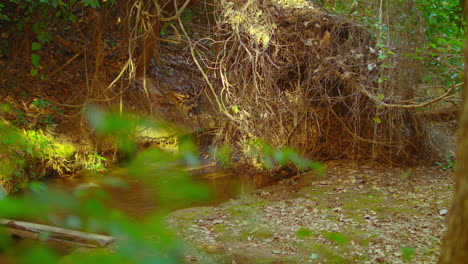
[0,103,107,193]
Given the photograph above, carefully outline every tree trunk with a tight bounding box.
[438,15,468,263]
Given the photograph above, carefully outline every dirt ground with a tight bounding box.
[168,161,453,264]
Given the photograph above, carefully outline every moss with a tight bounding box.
[223,200,276,241]
[341,192,384,210]
[240,226,275,239]
[380,204,418,216]
[213,224,227,234]
[297,186,332,198]
[320,231,348,245]
[298,230,377,263]
[226,205,252,218]
[169,207,217,225]
[308,243,351,264]
[216,230,238,243]
[254,256,302,264]
[225,200,269,218]
[338,189,418,222]
[346,230,379,247]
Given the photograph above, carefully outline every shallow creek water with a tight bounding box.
[49,165,272,220]
[0,165,273,263]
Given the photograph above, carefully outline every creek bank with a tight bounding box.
[167,162,452,264]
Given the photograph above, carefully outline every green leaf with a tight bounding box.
[373,117,382,124]
[30,68,38,77]
[81,0,100,9]
[377,93,385,100]
[377,78,383,84]
[31,42,42,51]
[31,54,40,68]
[68,14,77,23]
[401,247,415,262]
[378,54,388,60]
[232,105,239,114]
[324,232,347,245]
[296,227,313,238]
[37,31,51,43]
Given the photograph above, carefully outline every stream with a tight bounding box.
[49,165,272,220]
[0,164,273,263]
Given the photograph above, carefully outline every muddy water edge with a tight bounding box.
[49,165,273,220]
[0,164,275,263]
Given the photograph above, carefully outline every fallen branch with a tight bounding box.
[0,219,114,248]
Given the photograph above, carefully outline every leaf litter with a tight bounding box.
[168,161,453,263]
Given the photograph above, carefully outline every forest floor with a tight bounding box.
[2,46,456,263]
[168,162,453,264]
[0,16,457,264]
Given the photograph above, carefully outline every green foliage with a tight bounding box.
[210,145,233,168]
[8,98,62,129]
[0,0,116,68]
[86,107,142,158]
[322,232,347,245]
[22,247,59,264]
[0,120,29,188]
[296,227,313,238]
[81,0,101,9]
[24,130,75,159]
[435,155,456,171]
[414,0,464,45]
[0,103,87,190]
[31,42,42,51]
[246,138,325,174]
[414,0,464,83]
[0,106,329,262]
[0,108,211,263]
[4,127,76,177]
[401,246,415,262]
[32,98,52,109]
[0,3,8,21]
[330,0,464,85]
[84,152,107,172]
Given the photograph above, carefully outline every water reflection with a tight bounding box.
[49,165,271,220]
